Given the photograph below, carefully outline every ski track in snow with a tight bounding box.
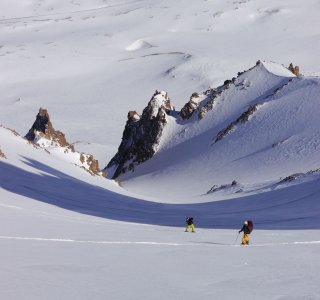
[1,236,319,247]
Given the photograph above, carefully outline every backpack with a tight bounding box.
[186,217,193,225]
[247,220,253,233]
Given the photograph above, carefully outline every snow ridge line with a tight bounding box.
[0,236,189,246]
[0,236,320,247]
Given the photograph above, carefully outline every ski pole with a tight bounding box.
[233,232,240,245]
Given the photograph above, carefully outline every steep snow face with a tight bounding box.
[119,61,320,201]
[157,61,296,152]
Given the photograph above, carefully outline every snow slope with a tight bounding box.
[1,126,320,300]
[120,61,320,203]
[2,123,320,230]
[1,1,320,299]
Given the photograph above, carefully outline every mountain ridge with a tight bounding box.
[110,61,320,201]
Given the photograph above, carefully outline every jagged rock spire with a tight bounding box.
[25,107,100,175]
[105,90,173,179]
[25,107,69,148]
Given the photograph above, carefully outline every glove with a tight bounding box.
[238,230,241,233]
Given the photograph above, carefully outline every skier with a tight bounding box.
[239,220,253,245]
[185,217,195,233]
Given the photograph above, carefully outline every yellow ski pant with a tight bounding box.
[241,233,249,245]
[185,224,195,232]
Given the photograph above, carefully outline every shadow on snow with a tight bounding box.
[1,158,320,230]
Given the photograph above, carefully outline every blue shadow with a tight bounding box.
[1,158,320,229]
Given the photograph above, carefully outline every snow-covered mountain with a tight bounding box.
[1,1,320,299]
[1,0,320,166]
[110,61,320,203]
[2,99,320,299]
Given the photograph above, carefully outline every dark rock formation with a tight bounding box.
[25,107,70,149]
[278,173,304,184]
[223,79,232,86]
[105,91,173,179]
[214,104,261,143]
[231,180,238,186]
[198,62,259,121]
[207,180,240,194]
[180,92,200,119]
[198,89,221,119]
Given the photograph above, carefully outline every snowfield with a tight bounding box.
[1,0,320,299]
[1,0,320,165]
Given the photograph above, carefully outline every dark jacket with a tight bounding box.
[239,224,251,234]
[186,217,194,226]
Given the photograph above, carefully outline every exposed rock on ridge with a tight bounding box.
[25,107,71,149]
[288,63,300,76]
[214,104,261,143]
[198,89,222,120]
[180,92,200,119]
[105,91,172,179]
[0,149,6,159]
[197,62,261,121]
[106,60,302,180]
[25,108,100,175]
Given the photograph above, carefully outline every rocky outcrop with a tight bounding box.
[214,104,261,143]
[105,91,173,179]
[25,107,72,150]
[207,180,240,194]
[198,89,221,119]
[80,153,100,175]
[0,149,6,159]
[278,173,305,184]
[180,92,200,119]
[278,169,320,185]
[198,64,257,121]
[25,107,100,175]
[288,63,300,76]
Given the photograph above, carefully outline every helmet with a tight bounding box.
[244,221,248,225]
